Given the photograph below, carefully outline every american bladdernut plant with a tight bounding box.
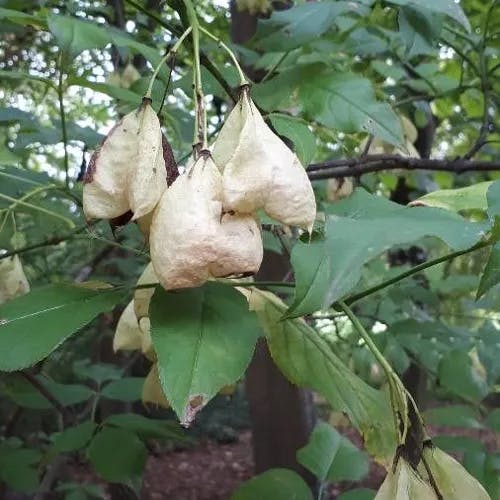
[79,18,491,499]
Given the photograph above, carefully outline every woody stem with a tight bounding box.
[183,0,207,150]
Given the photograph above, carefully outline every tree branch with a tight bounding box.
[307,154,500,180]
[0,224,91,261]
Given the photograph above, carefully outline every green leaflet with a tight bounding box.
[288,189,488,317]
[0,284,125,371]
[249,288,396,463]
[150,283,259,425]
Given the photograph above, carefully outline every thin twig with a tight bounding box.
[344,240,490,306]
[57,51,70,188]
[0,224,91,260]
[307,155,500,180]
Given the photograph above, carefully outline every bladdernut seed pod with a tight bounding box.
[113,300,142,352]
[421,444,490,499]
[83,98,167,221]
[0,255,30,304]
[134,263,158,322]
[212,86,316,232]
[375,457,436,500]
[149,152,263,291]
[142,364,170,408]
[113,299,154,359]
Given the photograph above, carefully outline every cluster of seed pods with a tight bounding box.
[83,87,316,291]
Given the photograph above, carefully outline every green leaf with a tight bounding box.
[433,435,484,455]
[297,422,369,482]
[254,2,367,51]
[150,283,259,425]
[411,181,492,212]
[48,14,112,58]
[104,413,188,441]
[0,7,46,29]
[388,319,470,373]
[0,441,40,493]
[0,69,54,88]
[269,114,316,165]
[67,76,141,106]
[101,377,143,402]
[288,189,488,316]
[485,409,500,433]
[0,147,21,166]
[300,73,404,147]
[232,468,313,500]
[477,243,500,299]
[249,288,395,462]
[463,450,500,499]
[424,405,483,429]
[387,0,470,32]
[438,350,490,403]
[87,427,146,483]
[49,421,96,455]
[47,14,161,68]
[73,360,122,384]
[338,489,376,500]
[1,375,94,409]
[252,64,315,111]
[0,284,125,371]
[398,6,443,57]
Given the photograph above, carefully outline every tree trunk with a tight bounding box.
[399,102,437,408]
[229,2,317,489]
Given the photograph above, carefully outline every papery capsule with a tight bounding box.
[375,457,436,500]
[422,444,490,499]
[212,87,316,232]
[142,364,170,408]
[134,263,158,322]
[149,154,263,290]
[113,300,142,352]
[0,255,30,304]
[83,98,167,221]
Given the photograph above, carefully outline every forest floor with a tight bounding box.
[139,424,497,500]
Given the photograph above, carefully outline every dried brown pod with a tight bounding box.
[149,153,263,290]
[212,87,316,232]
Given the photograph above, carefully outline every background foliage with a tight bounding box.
[0,0,499,498]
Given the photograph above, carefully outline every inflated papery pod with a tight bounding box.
[83,98,167,221]
[421,445,490,499]
[149,153,263,290]
[113,300,142,352]
[114,299,154,359]
[142,364,170,408]
[375,458,436,499]
[133,263,158,323]
[0,255,30,304]
[212,86,316,233]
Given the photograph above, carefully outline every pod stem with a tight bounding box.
[338,301,414,445]
[199,26,248,86]
[145,26,193,99]
[182,0,207,151]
